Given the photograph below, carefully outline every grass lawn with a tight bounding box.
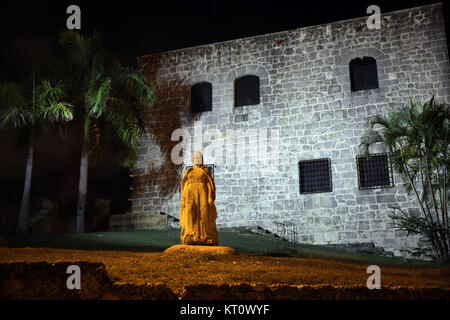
[3,228,442,266]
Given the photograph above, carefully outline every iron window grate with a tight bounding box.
[185,164,215,179]
[356,153,394,189]
[298,158,333,194]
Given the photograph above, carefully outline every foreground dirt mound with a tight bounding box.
[0,261,176,300]
[0,261,111,299]
[1,261,449,300]
[180,283,450,300]
[107,282,177,300]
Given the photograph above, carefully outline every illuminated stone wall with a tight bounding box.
[134,3,450,257]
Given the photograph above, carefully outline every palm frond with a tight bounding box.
[0,107,35,129]
[359,130,384,156]
[0,82,29,111]
[0,82,34,128]
[86,77,112,118]
[39,102,74,123]
[88,119,111,168]
[34,79,74,123]
[112,67,155,107]
[36,80,64,104]
[59,31,92,69]
[57,30,154,169]
[104,96,142,168]
[362,95,450,260]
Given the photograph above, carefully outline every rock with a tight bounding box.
[162,244,238,257]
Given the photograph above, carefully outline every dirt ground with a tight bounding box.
[1,247,449,295]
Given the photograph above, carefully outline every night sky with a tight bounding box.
[0,0,448,222]
[1,0,447,79]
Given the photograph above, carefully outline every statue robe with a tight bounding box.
[179,164,218,245]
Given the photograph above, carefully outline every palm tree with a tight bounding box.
[0,73,73,234]
[57,31,154,233]
[360,96,450,261]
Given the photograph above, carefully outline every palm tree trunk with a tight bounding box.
[16,135,34,234]
[76,145,89,233]
[76,117,91,233]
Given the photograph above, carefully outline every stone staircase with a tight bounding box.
[159,211,180,229]
[219,225,292,243]
[221,226,396,257]
[248,226,395,257]
[250,225,291,242]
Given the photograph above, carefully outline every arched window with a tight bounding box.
[235,75,260,107]
[349,57,379,91]
[191,82,212,113]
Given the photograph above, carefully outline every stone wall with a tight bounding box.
[133,4,450,257]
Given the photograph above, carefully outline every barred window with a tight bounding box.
[186,164,215,179]
[298,159,332,194]
[235,75,260,107]
[349,57,379,91]
[191,82,212,113]
[356,154,394,189]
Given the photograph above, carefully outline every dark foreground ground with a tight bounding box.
[1,230,449,299]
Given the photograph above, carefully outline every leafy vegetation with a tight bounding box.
[361,96,450,261]
[49,31,155,232]
[0,74,73,234]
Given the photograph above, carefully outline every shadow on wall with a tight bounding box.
[132,59,200,200]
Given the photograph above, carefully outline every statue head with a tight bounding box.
[193,151,203,165]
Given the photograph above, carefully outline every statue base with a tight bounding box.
[162,244,238,256]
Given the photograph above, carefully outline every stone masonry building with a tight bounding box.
[126,3,450,257]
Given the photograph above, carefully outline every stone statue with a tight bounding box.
[179,151,218,245]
